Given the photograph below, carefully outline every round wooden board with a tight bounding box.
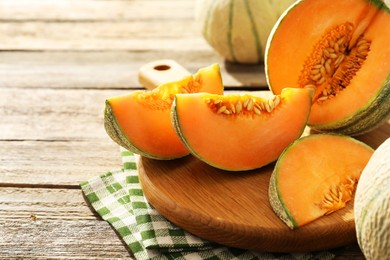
[138,155,357,253]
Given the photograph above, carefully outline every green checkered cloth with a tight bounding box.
[80,148,338,259]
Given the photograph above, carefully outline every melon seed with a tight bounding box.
[265,103,272,112]
[243,97,250,108]
[181,87,189,93]
[273,96,281,107]
[246,98,254,111]
[230,103,236,114]
[236,101,242,113]
[223,109,231,115]
[217,106,227,114]
[207,95,281,116]
[268,99,275,110]
[254,107,261,115]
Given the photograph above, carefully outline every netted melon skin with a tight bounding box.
[354,138,390,260]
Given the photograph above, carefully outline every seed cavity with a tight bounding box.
[206,95,282,116]
[317,177,357,215]
[298,22,371,104]
[138,75,203,110]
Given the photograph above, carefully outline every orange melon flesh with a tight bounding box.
[270,134,374,229]
[172,88,312,171]
[107,92,188,158]
[266,0,390,125]
[104,64,224,159]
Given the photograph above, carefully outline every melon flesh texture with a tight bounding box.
[172,88,312,171]
[104,64,224,160]
[269,134,374,229]
[265,0,390,134]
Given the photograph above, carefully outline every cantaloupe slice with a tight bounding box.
[269,134,374,229]
[104,64,223,160]
[171,88,313,171]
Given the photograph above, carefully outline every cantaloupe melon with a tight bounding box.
[265,0,390,135]
[195,0,296,63]
[269,134,374,229]
[171,88,312,171]
[104,64,224,160]
[354,138,390,260]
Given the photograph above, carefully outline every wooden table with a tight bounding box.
[1,0,387,258]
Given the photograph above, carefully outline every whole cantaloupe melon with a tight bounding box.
[354,138,390,260]
[195,0,296,64]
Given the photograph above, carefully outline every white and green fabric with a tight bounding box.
[80,148,340,259]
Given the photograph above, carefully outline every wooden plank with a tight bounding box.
[0,140,121,187]
[0,21,206,51]
[0,188,132,259]
[0,52,267,89]
[0,1,202,52]
[0,188,96,220]
[0,0,193,21]
[0,88,127,140]
[0,219,133,259]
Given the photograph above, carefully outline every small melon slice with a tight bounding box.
[171,88,313,171]
[104,64,223,160]
[265,0,390,135]
[269,134,374,229]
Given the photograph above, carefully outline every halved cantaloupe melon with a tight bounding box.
[265,0,390,135]
[269,134,374,229]
[104,64,224,160]
[171,88,313,171]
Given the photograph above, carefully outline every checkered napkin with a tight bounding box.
[80,149,337,259]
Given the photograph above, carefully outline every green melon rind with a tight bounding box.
[104,101,187,160]
[265,0,390,136]
[309,76,390,136]
[269,134,374,229]
[268,154,298,229]
[368,0,390,12]
[171,95,227,170]
[103,101,151,158]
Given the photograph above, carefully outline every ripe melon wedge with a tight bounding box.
[269,134,374,229]
[104,64,223,160]
[171,88,313,171]
[265,0,390,135]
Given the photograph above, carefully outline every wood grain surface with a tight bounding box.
[0,188,132,259]
[138,123,389,253]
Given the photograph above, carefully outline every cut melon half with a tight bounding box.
[104,64,224,160]
[269,134,374,229]
[171,88,313,171]
[265,0,390,135]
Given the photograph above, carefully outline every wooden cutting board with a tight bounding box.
[138,152,356,253]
